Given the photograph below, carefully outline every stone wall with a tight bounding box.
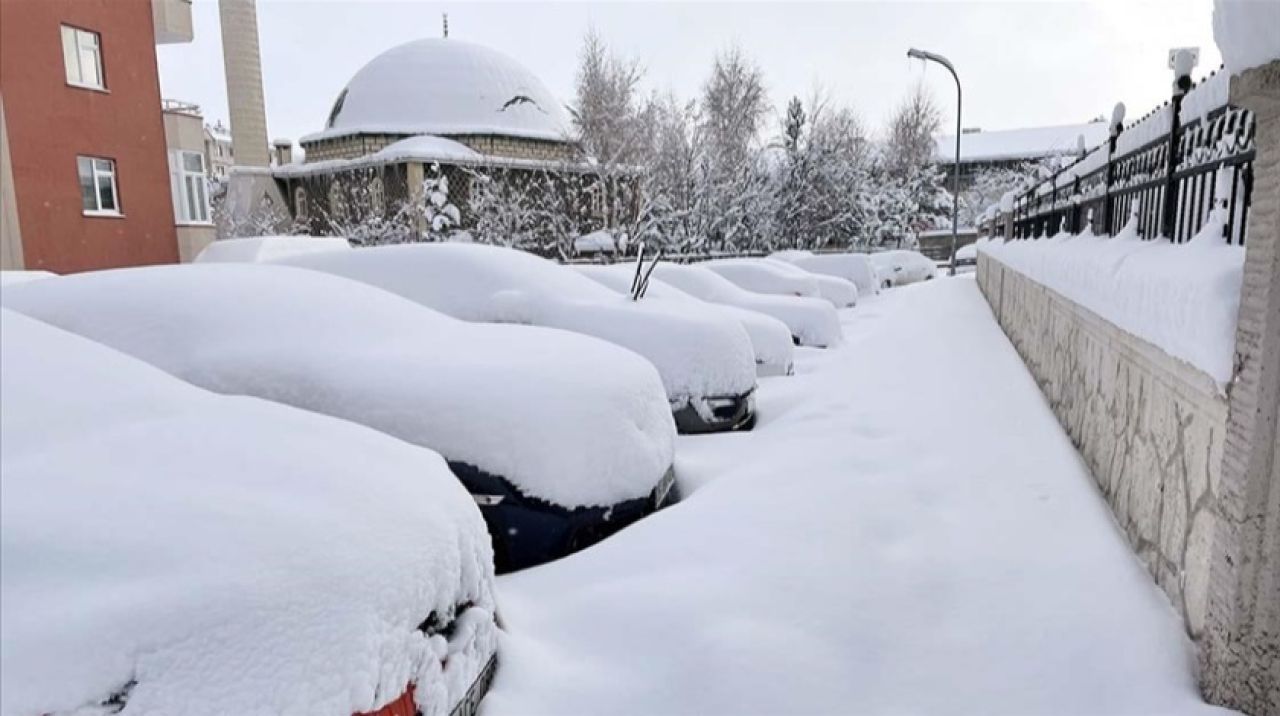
[1200,62,1280,716]
[977,253,1228,637]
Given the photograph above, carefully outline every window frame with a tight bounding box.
[171,150,211,225]
[294,186,309,221]
[61,25,106,92]
[77,155,122,217]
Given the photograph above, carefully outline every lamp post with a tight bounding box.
[907,48,961,276]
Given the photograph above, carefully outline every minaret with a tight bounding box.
[218,0,270,167]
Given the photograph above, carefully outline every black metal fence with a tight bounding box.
[1011,68,1256,245]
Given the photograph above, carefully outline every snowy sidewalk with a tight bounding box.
[484,277,1229,716]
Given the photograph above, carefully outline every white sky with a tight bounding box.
[157,0,1223,145]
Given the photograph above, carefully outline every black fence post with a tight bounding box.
[1163,77,1190,240]
[1103,125,1119,236]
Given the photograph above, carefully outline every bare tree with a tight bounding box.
[886,82,942,178]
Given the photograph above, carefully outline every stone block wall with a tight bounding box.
[977,254,1228,636]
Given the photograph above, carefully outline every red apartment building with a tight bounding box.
[0,0,196,272]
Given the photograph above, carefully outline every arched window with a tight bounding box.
[328,181,346,223]
[368,176,385,217]
[294,186,308,220]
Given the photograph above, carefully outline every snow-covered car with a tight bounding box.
[869,250,938,288]
[702,257,857,308]
[0,270,56,287]
[770,250,882,297]
[274,243,759,434]
[194,235,351,263]
[700,258,817,297]
[3,265,677,572]
[576,263,795,377]
[645,262,842,348]
[0,308,498,716]
[955,241,979,266]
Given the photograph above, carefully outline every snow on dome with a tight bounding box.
[309,39,573,143]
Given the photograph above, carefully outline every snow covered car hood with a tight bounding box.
[575,264,795,377]
[274,243,757,403]
[0,309,496,716]
[645,263,843,349]
[2,265,674,510]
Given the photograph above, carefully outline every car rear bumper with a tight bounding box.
[671,389,757,434]
[450,461,678,573]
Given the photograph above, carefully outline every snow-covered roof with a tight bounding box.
[372,135,484,163]
[303,39,573,144]
[934,121,1109,164]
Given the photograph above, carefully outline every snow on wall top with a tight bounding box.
[0,308,497,716]
[1213,0,1280,75]
[934,121,1109,164]
[304,39,573,144]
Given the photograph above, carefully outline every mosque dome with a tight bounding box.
[316,38,572,143]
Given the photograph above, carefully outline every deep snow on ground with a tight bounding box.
[485,277,1228,716]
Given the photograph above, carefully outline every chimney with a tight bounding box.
[219,0,270,167]
[272,138,292,166]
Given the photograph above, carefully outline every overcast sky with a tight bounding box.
[157,0,1222,146]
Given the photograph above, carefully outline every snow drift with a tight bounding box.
[0,309,497,716]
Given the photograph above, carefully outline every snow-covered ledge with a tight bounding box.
[976,251,1228,642]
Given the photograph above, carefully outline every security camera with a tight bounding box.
[1168,47,1199,93]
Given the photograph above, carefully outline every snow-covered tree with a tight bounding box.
[695,46,774,251]
[773,93,874,250]
[957,161,1045,228]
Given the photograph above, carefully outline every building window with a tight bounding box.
[294,186,308,221]
[172,151,210,223]
[77,156,120,215]
[328,182,346,223]
[61,26,104,90]
[369,176,385,216]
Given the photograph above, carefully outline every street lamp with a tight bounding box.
[907,48,961,276]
